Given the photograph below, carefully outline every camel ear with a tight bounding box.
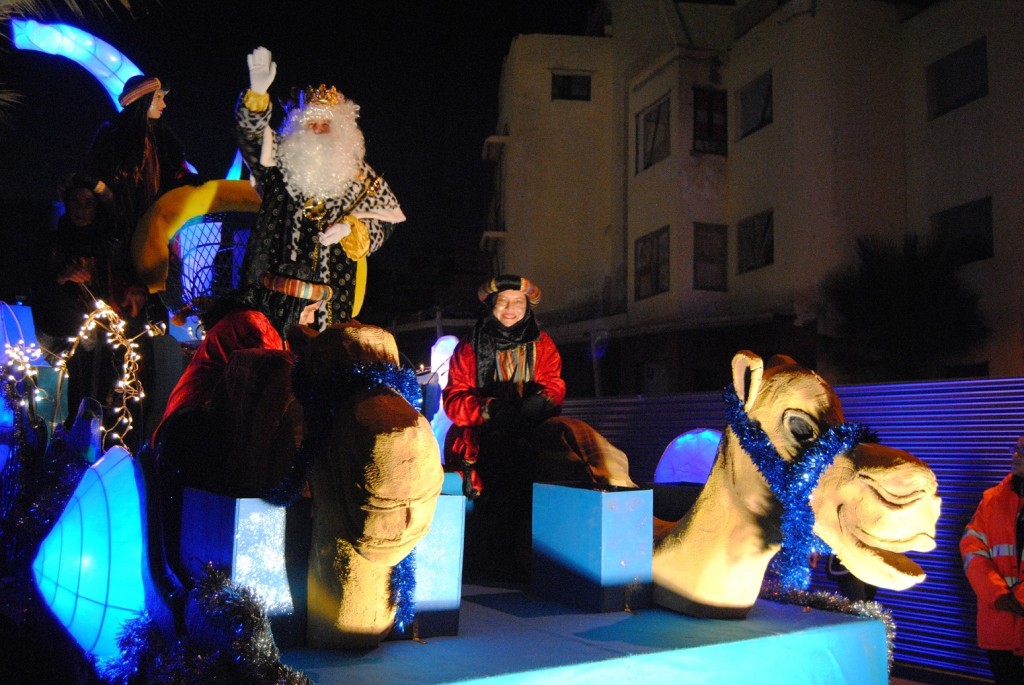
[731,350,764,411]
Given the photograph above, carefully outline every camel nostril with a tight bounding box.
[858,468,937,507]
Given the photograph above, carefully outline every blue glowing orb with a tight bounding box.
[32,447,147,659]
[653,428,722,484]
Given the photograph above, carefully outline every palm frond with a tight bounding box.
[0,1,132,20]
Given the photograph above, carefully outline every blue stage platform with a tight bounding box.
[280,582,888,684]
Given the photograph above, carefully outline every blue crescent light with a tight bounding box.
[10,19,142,111]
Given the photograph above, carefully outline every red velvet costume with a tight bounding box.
[442,331,565,469]
[155,308,284,442]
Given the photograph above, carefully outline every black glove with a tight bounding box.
[485,399,517,430]
[519,393,553,426]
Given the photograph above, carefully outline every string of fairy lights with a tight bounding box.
[2,296,162,452]
[50,297,162,449]
[2,337,43,437]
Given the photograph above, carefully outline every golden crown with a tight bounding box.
[302,84,342,107]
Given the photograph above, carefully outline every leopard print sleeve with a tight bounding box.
[235,93,274,183]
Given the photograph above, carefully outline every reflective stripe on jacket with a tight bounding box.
[959,474,1024,653]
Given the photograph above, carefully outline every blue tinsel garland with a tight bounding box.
[390,552,417,636]
[316,361,423,411]
[99,566,310,684]
[723,384,867,590]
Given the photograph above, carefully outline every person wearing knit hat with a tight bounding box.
[442,274,635,582]
[118,75,166,108]
[477,274,542,308]
[85,71,197,273]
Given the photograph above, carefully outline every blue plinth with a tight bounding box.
[180,488,310,647]
[531,482,653,612]
[282,585,889,685]
[392,493,466,640]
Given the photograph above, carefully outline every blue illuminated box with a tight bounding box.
[390,493,466,640]
[180,489,311,648]
[181,488,464,646]
[532,483,653,612]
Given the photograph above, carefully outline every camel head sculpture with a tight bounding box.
[652,351,941,618]
[289,322,443,648]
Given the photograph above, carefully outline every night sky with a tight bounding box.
[0,0,597,320]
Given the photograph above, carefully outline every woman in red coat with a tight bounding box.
[443,275,565,487]
[442,275,564,580]
[443,275,635,581]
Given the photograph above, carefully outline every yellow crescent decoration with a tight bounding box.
[131,179,367,318]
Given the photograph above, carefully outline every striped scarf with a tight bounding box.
[471,309,540,395]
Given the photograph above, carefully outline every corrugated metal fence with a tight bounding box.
[563,376,1024,681]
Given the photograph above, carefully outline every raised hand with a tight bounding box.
[246,46,277,94]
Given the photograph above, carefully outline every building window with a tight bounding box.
[635,226,670,300]
[927,37,987,120]
[693,88,727,155]
[551,72,591,101]
[737,210,773,273]
[636,94,671,173]
[693,222,727,291]
[738,71,772,138]
[931,196,993,265]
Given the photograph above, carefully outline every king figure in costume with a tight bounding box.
[236,47,405,331]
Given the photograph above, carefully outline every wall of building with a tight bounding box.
[496,35,618,321]
[487,0,1024,392]
[725,0,906,319]
[901,0,1024,376]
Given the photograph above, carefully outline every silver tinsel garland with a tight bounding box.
[759,580,896,671]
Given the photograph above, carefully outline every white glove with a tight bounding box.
[319,221,352,246]
[247,47,277,94]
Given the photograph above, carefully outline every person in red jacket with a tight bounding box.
[443,274,564,490]
[443,274,635,582]
[960,436,1024,684]
[442,275,564,580]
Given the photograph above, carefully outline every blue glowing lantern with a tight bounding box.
[32,447,147,659]
[653,428,722,484]
[428,335,459,461]
[0,399,13,474]
[10,20,142,111]
[225,150,245,180]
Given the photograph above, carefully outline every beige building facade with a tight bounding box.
[484,0,1024,394]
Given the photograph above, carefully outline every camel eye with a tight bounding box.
[786,413,817,444]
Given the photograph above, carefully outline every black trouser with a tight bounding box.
[987,649,1024,685]
[465,427,536,582]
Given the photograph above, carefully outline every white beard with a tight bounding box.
[277,102,366,199]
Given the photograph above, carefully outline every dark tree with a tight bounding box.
[821,233,989,382]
